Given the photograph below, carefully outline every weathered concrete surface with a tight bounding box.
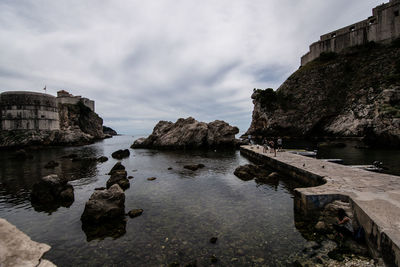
[0,218,55,267]
[240,145,400,266]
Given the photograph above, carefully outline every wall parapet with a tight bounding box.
[301,0,400,66]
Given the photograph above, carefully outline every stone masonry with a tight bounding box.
[301,0,400,66]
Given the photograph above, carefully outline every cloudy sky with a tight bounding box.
[0,0,383,135]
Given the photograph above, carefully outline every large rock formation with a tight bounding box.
[103,126,118,136]
[246,42,400,147]
[131,117,239,149]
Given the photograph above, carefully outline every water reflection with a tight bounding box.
[82,219,127,242]
[0,146,101,209]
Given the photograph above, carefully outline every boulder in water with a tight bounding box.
[106,170,130,190]
[111,149,130,160]
[183,164,205,171]
[30,174,74,211]
[81,184,125,224]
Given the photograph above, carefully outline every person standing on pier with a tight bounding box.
[269,140,276,157]
[277,137,283,151]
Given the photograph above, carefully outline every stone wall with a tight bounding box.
[0,91,60,131]
[56,96,95,112]
[301,0,400,66]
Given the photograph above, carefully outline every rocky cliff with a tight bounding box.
[247,41,400,147]
[131,117,239,149]
[0,101,105,148]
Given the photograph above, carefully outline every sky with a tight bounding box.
[0,0,384,135]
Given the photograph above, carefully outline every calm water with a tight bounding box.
[1,136,397,266]
[0,136,311,266]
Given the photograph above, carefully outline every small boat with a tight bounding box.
[321,159,344,164]
[350,165,383,172]
[288,150,317,157]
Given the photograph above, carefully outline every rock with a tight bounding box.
[111,149,129,160]
[103,126,118,136]
[318,200,356,232]
[168,167,173,170]
[128,176,133,179]
[95,187,106,190]
[106,170,130,190]
[209,237,218,244]
[268,172,279,179]
[343,239,370,256]
[0,218,56,267]
[315,221,327,231]
[128,209,143,218]
[30,174,74,211]
[81,184,125,224]
[131,117,239,149]
[233,164,269,181]
[111,149,130,160]
[210,255,218,263]
[183,164,205,171]
[147,177,157,181]
[44,160,59,169]
[108,162,125,175]
[97,156,108,162]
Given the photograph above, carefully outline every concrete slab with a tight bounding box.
[240,145,400,266]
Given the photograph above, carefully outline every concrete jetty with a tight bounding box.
[240,145,400,266]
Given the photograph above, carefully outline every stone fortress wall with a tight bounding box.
[301,0,400,66]
[56,90,95,112]
[0,90,95,131]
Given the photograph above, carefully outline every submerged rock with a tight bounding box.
[97,156,108,163]
[128,209,143,218]
[233,164,269,181]
[147,177,157,181]
[183,164,205,171]
[30,174,74,211]
[209,237,218,244]
[81,184,125,224]
[131,117,239,149]
[44,160,59,169]
[112,149,130,160]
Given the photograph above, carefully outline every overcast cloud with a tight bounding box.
[0,0,383,135]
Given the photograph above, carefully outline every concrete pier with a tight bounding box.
[240,145,400,266]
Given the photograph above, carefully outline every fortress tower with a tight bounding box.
[0,90,95,131]
[0,91,60,131]
[301,0,400,66]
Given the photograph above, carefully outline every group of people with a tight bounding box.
[247,135,283,157]
[262,138,282,156]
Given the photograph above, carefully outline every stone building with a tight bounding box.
[0,91,60,131]
[56,90,95,112]
[301,0,400,66]
[0,90,95,131]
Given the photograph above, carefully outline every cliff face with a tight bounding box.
[247,42,400,147]
[58,102,104,139]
